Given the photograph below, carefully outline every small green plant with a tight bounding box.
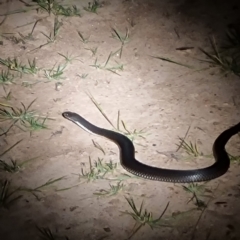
[176,137,202,157]
[3,35,25,44]
[94,158,117,175]
[106,63,124,75]
[18,32,34,41]
[87,92,147,142]
[224,27,240,56]
[0,57,38,74]
[1,89,12,101]
[33,0,58,15]
[0,160,21,173]
[0,121,16,136]
[79,166,99,182]
[127,18,136,27]
[78,158,101,182]
[121,197,170,239]
[85,47,98,56]
[41,17,62,43]
[0,179,22,209]
[0,99,51,132]
[77,31,90,43]
[55,5,81,16]
[25,58,39,74]
[43,63,66,80]
[183,182,211,208]
[229,153,240,163]
[30,17,62,52]
[199,36,240,77]
[0,100,35,122]
[0,139,23,158]
[77,73,88,79]
[37,226,56,240]
[58,52,82,64]
[92,140,105,155]
[22,80,40,88]
[0,57,23,71]
[0,156,38,173]
[0,70,14,85]
[94,181,124,196]
[36,226,70,240]
[90,52,123,75]
[152,56,194,69]
[23,176,66,200]
[17,19,41,41]
[22,116,48,132]
[1,85,13,101]
[33,0,81,16]
[111,27,130,58]
[84,0,101,13]
[78,157,118,182]
[90,58,102,69]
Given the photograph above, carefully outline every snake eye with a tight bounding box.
[62,112,68,118]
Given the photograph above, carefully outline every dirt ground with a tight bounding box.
[0,0,240,239]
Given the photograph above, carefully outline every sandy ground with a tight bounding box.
[0,0,240,239]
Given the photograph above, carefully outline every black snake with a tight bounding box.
[62,111,240,183]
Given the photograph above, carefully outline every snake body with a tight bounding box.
[62,111,240,183]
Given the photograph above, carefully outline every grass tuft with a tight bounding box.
[58,52,82,64]
[111,27,130,58]
[85,47,98,56]
[199,36,240,77]
[183,182,211,208]
[0,99,51,132]
[0,70,15,85]
[30,17,62,52]
[0,179,22,209]
[94,181,125,196]
[77,73,88,79]
[121,197,170,239]
[43,63,66,80]
[78,157,118,182]
[84,0,101,13]
[0,156,39,173]
[77,31,90,43]
[87,92,147,142]
[176,137,202,157]
[0,57,38,75]
[32,0,81,16]
[90,51,124,75]
[36,225,70,240]
[22,176,66,200]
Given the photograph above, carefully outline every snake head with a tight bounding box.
[62,111,89,126]
[62,111,79,121]
[62,111,71,119]
[62,111,96,134]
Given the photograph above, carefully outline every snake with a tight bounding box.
[62,111,240,183]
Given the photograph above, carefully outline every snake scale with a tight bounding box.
[62,111,240,183]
